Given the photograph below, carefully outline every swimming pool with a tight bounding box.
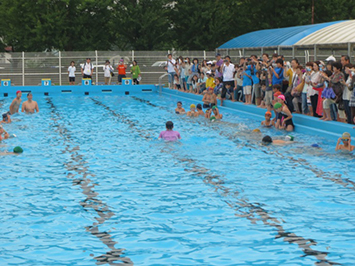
[1,93,354,265]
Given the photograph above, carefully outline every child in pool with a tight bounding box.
[335,132,354,152]
[261,111,274,127]
[158,121,181,141]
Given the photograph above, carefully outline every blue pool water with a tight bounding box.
[0,93,355,266]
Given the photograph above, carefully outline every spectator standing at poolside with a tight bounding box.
[290,65,304,114]
[214,53,224,79]
[81,58,94,80]
[222,56,235,102]
[342,64,353,123]
[167,54,176,89]
[284,59,300,93]
[68,61,76,85]
[271,59,285,87]
[117,58,127,85]
[197,72,207,94]
[322,61,346,122]
[184,58,192,91]
[21,93,39,113]
[348,66,355,123]
[103,60,114,85]
[311,61,323,117]
[234,65,244,102]
[131,60,141,85]
[243,59,253,105]
[302,62,314,115]
[250,55,261,106]
[341,55,350,80]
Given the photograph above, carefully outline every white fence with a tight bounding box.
[0,50,216,86]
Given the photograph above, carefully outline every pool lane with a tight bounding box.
[45,98,133,265]
[89,97,341,266]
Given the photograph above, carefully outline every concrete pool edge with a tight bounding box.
[0,84,158,96]
[161,88,354,142]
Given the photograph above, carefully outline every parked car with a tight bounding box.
[151,61,167,67]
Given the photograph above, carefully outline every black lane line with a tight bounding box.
[46,98,133,266]
[91,97,341,266]
[132,96,355,193]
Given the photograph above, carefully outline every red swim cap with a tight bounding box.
[16,90,21,95]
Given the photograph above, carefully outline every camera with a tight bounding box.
[247,58,252,62]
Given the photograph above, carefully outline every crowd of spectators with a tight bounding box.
[165,53,355,126]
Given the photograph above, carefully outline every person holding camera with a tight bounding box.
[243,59,253,105]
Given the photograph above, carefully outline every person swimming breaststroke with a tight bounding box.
[335,132,354,152]
[158,121,181,141]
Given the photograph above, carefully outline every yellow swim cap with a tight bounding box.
[190,104,196,108]
[252,129,261,133]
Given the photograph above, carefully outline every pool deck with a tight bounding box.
[0,84,353,141]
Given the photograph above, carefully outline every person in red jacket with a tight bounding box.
[117,58,127,85]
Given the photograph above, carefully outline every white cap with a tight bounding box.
[207,61,213,64]
[325,55,336,62]
[206,70,212,75]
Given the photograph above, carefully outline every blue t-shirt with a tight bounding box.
[243,66,252,86]
[272,67,284,85]
[251,65,259,85]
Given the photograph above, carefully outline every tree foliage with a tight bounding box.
[0,0,354,51]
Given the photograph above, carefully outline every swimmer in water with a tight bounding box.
[175,101,185,114]
[158,121,181,141]
[274,102,295,132]
[21,92,39,113]
[261,135,293,146]
[187,104,199,117]
[261,111,275,127]
[196,104,204,116]
[0,146,23,156]
[206,106,223,120]
[335,132,354,152]
[0,113,11,124]
[0,126,9,141]
[9,90,22,115]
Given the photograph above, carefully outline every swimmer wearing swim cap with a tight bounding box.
[0,146,23,156]
[261,135,293,146]
[9,91,22,115]
[206,106,222,120]
[252,129,261,133]
[187,104,199,117]
[261,111,274,127]
[335,132,354,152]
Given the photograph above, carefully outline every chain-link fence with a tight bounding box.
[0,50,217,86]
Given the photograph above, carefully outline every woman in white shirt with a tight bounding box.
[103,60,114,85]
[68,61,76,85]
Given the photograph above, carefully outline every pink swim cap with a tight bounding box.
[278,95,285,101]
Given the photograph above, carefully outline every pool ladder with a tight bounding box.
[158,73,170,95]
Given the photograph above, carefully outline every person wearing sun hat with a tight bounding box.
[336,132,354,152]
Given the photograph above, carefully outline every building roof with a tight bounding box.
[218,20,349,49]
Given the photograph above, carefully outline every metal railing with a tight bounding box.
[158,73,170,95]
[0,50,215,86]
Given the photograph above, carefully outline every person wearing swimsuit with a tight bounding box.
[202,87,217,108]
[21,93,39,113]
[9,91,22,115]
[274,102,294,131]
[261,111,275,127]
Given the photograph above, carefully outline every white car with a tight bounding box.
[151,61,167,67]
